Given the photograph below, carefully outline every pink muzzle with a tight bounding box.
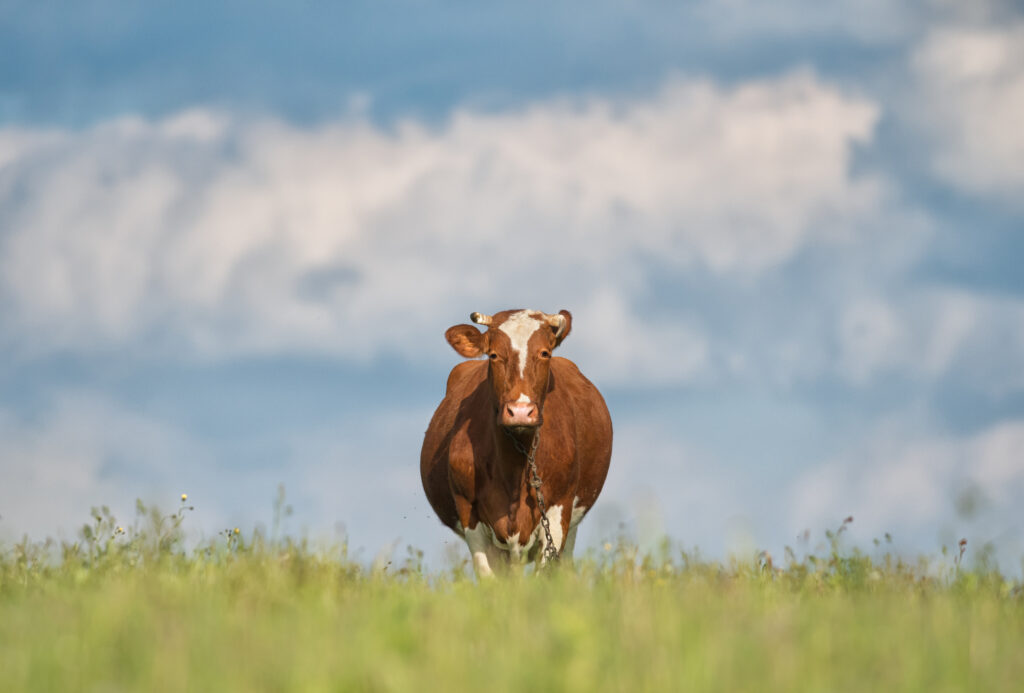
[502,401,539,427]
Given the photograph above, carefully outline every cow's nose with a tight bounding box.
[503,402,538,426]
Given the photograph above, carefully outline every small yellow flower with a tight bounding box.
[181,493,188,502]
[116,526,124,534]
[233,528,240,535]
[603,542,612,552]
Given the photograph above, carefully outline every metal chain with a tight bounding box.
[503,428,560,563]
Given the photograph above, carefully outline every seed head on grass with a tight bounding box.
[956,538,968,570]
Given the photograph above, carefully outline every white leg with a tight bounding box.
[464,524,502,578]
[562,525,579,562]
[562,497,587,564]
[538,504,565,565]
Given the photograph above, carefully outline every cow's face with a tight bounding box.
[446,309,572,431]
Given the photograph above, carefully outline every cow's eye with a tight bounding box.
[488,352,498,360]
[539,350,551,359]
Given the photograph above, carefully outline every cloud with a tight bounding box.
[0,393,216,541]
[910,23,1024,202]
[575,417,742,553]
[833,288,1024,391]
[0,389,440,554]
[569,289,710,386]
[788,418,1024,560]
[4,66,1016,396]
[0,72,881,385]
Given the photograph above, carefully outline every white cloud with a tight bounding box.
[833,288,1024,392]
[910,23,1024,202]
[0,391,440,555]
[570,289,710,386]
[835,298,907,384]
[0,394,217,541]
[576,417,741,553]
[788,418,1024,559]
[0,72,881,384]
[6,67,1015,395]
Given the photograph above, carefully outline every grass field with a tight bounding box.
[2,500,1022,692]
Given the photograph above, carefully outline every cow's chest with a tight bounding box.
[475,486,537,541]
[471,508,555,563]
[479,518,543,562]
[472,495,585,562]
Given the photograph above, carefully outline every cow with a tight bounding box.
[420,309,613,577]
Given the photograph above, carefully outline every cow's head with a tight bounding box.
[445,309,572,431]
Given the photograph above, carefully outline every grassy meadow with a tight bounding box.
[1,500,1022,692]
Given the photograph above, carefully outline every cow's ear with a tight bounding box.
[553,310,572,348]
[446,324,488,358]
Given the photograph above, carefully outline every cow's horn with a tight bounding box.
[544,312,567,338]
[470,312,493,326]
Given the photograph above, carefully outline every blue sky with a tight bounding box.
[1,1,1023,570]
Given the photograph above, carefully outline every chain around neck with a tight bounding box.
[502,426,560,564]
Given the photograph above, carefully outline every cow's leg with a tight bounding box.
[562,497,587,563]
[537,503,568,566]
[454,496,504,578]
[562,525,579,562]
[463,523,503,578]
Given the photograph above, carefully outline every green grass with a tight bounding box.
[1,502,1022,692]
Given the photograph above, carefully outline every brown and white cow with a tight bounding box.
[420,309,612,576]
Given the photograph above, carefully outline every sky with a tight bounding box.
[1,0,1023,571]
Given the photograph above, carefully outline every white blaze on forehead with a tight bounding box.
[516,394,531,404]
[498,310,544,378]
